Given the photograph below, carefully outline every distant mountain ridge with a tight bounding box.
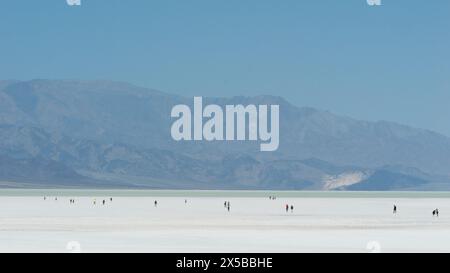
[1,79,450,190]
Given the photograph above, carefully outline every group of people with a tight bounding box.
[433,209,439,217]
[393,204,440,217]
[224,201,231,212]
[285,204,294,213]
[43,197,443,218]
[44,196,114,206]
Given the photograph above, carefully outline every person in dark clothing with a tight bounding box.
[290,205,294,213]
[393,205,397,214]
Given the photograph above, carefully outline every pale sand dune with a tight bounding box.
[0,196,449,252]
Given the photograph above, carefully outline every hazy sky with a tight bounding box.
[1,0,449,135]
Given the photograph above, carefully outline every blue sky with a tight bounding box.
[1,0,449,135]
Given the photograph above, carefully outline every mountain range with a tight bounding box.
[1,79,450,190]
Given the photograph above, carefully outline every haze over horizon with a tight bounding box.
[2,79,450,190]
